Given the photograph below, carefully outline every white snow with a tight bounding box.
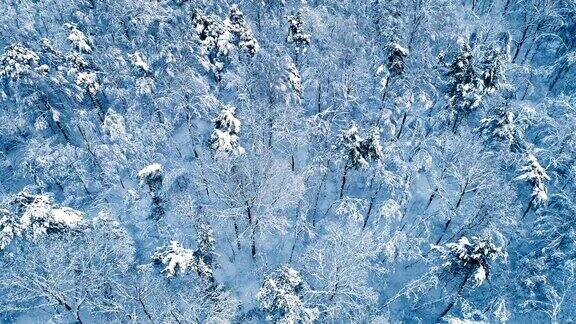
[138,163,163,181]
[128,52,150,72]
[152,240,195,277]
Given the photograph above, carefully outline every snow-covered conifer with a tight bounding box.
[432,236,505,286]
[479,107,521,149]
[0,188,84,250]
[516,153,550,216]
[287,61,302,97]
[193,223,217,285]
[76,71,100,95]
[138,164,165,220]
[286,12,311,54]
[227,5,260,56]
[340,124,383,170]
[481,45,507,93]
[0,43,44,79]
[387,42,409,79]
[192,9,233,80]
[447,40,484,131]
[152,240,195,277]
[257,266,319,323]
[64,23,92,54]
[128,51,150,74]
[211,105,245,155]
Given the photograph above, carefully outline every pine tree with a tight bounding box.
[0,187,85,250]
[481,45,507,93]
[432,236,505,319]
[478,107,523,150]
[516,153,550,217]
[211,105,245,156]
[192,9,233,81]
[257,266,319,323]
[386,42,409,79]
[138,164,165,221]
[339,124,383,198]
[227,5,260,56]
[286,12,311,57]
[447,40,484,132]
[193,223,217,285]
[152,240,195,277]
[0,43,46,80]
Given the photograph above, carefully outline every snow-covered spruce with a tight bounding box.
[257,266,319,323]
[192,6,259,81]
[340,124,383,170]
[138,163,166,220]
[64,23,92,54]
[152,240,195,277]
[0,43,45,80]
[211,105,245,155]
[516,153,550,216]
[227,5,260,56]
[479,107,521,149]
[447,39,484,131]
[286,12,311,54]
[432,236,505,286]
[0,188,84,250]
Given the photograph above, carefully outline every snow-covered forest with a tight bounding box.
[0,0,574,322]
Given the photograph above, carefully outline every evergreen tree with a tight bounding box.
[193,223,217,285]
[286,12,311,58]
[257,266,319,323]
[151,240,195,277]
[211,105,245,156]
[447,40,484,132]
[479,107,523,150]
[138,163,165,220]
[227,5,260,56]
[516,153,550,217]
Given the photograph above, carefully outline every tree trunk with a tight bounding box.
[437,270,472,321]
[522,195,536,219]
[396,111,407,140]
[339,165,349,199]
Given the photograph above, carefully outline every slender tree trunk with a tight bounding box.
[138,296,154,323]
[396,111,407,140]
[437,270,472,321]
[339,165,350,199]
[247,206,257,258]
[522,195,536,219]
[232,216,241,251]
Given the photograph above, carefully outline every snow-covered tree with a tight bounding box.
[376,42,408,88]
[192,9,233,80]
[64,23,92,54]
[227,5,260,56]
[479,107,523,150]
[211,105,245,155]
[257,265,319,324]
[481,45,507,93]
[151,240,195,277]
[286,12,311,56]
[304,222,380,321]
[0,43,46,80]
[516,153,550,217]
[192,6,259,81]
[432,236,506,319]
[340,124,383,170]
[447,40,484,132]
[0,188,84,250]
[138,163,166,220]
[339,124,383,198]
[193,223,217,285]
[433,236,505,287]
